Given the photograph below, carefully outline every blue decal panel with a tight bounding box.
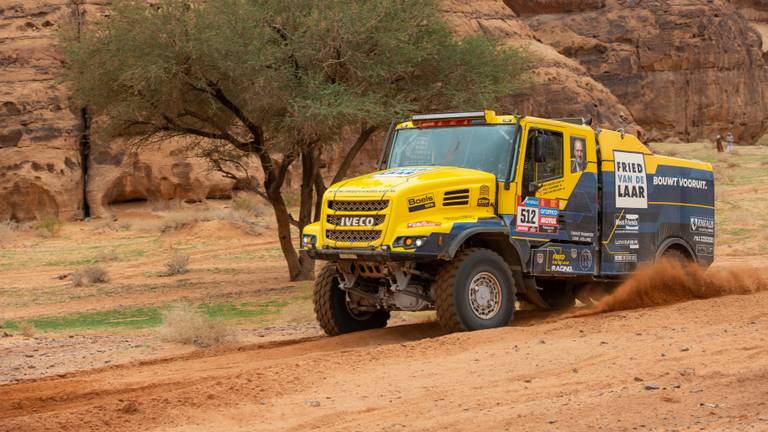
[531,244,595,276]
[601,163,715,274]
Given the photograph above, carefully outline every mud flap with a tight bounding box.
[518,276,548,308]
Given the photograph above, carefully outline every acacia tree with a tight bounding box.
[62,0,528,281]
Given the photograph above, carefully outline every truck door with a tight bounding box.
[510,122,600,275]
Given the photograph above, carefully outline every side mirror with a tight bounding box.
[533,135,547,163]
[528,181,540,194]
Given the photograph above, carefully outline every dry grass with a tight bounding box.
[232,196,267,216]
[164,251,190,276]
[19,321,35,337]
[72,265,110,287]
[158,305,234,347]
[34,215,62,238]
[94,248,120,263]
[0,221,17,245]
[125,206,265,235]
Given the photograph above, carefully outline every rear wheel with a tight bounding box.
[313,263,389,336]
[434,248,516,332]
[662,247,691,265]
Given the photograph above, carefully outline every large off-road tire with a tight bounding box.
[313,263,389,336]
[434,248,516,332]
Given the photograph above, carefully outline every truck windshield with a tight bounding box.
[387,125,518,179]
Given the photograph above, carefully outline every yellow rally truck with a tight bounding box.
[301,111,715,334]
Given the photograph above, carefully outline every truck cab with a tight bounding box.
[302,111,715,334]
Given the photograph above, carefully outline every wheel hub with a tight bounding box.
[467,272,502,319]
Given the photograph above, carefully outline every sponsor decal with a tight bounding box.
[477,184,492,207]
[334,189,395,194]
[696,244,714,256]
[516,197,560,234]
[693,235,714,244]
[652,176,709,190]
[549,252,573,272]
[539,179,566,195]
[375,167,432,177]
[444,215,475,221]
[551,265,573,272]
[571,248,578,259]
[536,253,544,264]
[539,216,558,226]
[407,220,441,228]
[690,216,715,234]
[523,196,540,207]
[614,254,638,263]
[614,151,648,209]
[570,230,595,242]
[477,197,491,207]
[614,213,640,233]
[615,238,640,249]
[407,193,435,212]
[579,249,593,270]
[540,207,559,217]
[335,216,377,227]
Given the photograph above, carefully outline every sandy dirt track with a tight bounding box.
[3,286,768,431]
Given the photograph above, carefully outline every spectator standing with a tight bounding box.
[715,134,724,153]
[726,131,734,152]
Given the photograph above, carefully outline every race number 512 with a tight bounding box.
[517,206,539,227]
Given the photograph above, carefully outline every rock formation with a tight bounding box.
[0,1,86,221]
[441,0,641,134]
[0,1,234,221]
[2,0,768,221]
[507,0,768,144]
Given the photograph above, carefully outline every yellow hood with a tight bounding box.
[326,166,496,198]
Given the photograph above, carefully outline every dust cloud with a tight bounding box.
[573,259,768,316]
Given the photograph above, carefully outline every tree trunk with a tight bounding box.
[267,190,313,281]
[331,125,377,185]
[295,147,322,280]
[313,173,326,223]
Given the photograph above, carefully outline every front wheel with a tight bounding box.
[434,248,516,332]
[313,263,389,336]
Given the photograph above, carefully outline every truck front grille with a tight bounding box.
[328,200,389,212]
[325,230,382,243]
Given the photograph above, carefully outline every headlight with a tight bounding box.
[393,236,428,249]
[301,234,317,249]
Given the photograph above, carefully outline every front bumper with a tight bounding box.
[302,248,442,262]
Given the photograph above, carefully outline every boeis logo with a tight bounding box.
[408,193,435,212]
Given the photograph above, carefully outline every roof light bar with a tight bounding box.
[412,112,486,122]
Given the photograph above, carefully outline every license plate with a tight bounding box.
[339,254,358,260]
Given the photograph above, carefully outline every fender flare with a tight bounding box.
[655,237,695,261]
[442,227,514,260]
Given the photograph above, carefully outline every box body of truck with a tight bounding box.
[302,111,714,334]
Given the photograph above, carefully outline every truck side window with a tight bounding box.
[522,128,564,193]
